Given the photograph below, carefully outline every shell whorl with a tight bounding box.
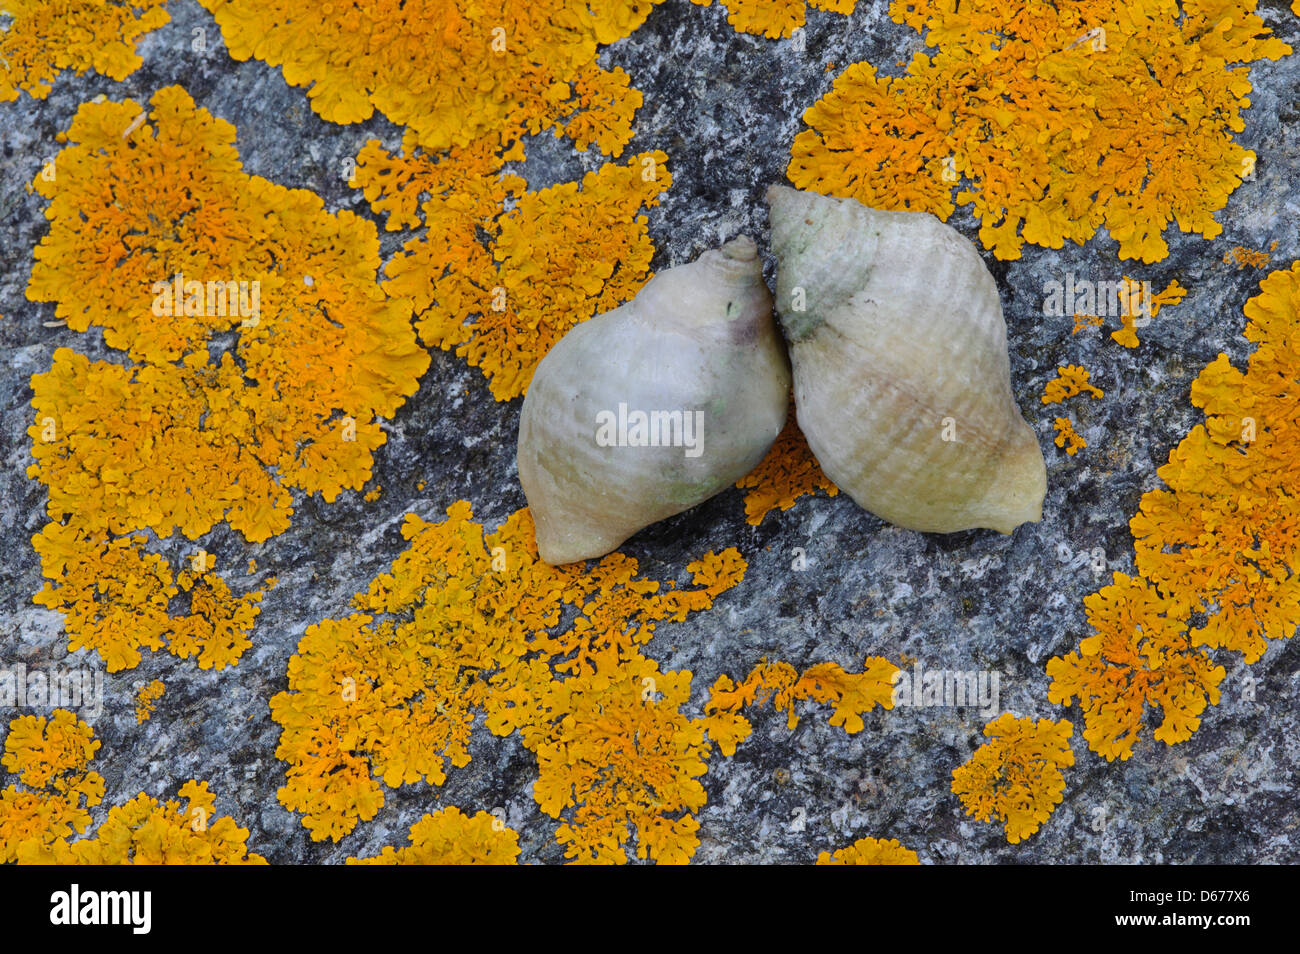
[629,234,770,339]
[767,185,881,341]
[766,185,1046,535]
[517,235,791,564]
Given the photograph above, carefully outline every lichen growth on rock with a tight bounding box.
[197,0,659,156]
[134,679,164,724]
[816,835,919,865]
[0,0,171,101]
[26,87,428,673]
[1048,574,1226,760]
[1,710,264,864]
[1042,365,1104,405]
[787,0,1289,262]
[734,409,838,525]
[347,807,519,865]
[690,0,857,39]
[704,656,899,754]
[951,714,1074,844]
[354,139,670,401]
[272,502,750,863]
[0,710,104,862]
[1050,262,1300,759]
[1052,417,1086,456]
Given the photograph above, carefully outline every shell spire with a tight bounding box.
[766,185,1045,534]
[517,235,791,564]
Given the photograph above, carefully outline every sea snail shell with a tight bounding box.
[766,185,1046,535]
[518,236,791,564]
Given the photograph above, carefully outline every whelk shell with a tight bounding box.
[766,185,1046,534]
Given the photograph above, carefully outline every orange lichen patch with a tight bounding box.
[27,782,266,864]
[1048,575,1226,760]
[1053,417,1086,456]
[1111,314,1142,349]
[1223,244,1273,269]
[26,88,427,673]
[704,656,899,755]
[2,711,264,864]
[363,487,382,503]
[690,0,857,38]
[1071,312,1104,334]
[0,0,171,101]
[134,679,165,724]
[170,569,262,670]
[1041,365,1103,405]
[1132,263,1300,664]
[951,714,1074,844]
[198,0,658,157]
[348,807,520,865]
[358,142,670,401]
[787,1,1289,262]
[1053,263,1300,758]
[272,502,749,863]
[734,409,839,525]
[0,711,104,863]
[1109,277,1188,347]
[1149,278,1189,314]
[816,835,920,865]
[525,650,716,864]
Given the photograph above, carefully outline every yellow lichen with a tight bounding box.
[0,711,104,863]
[1110,314,1142,349]
[690,0,857,39]
[198,0,659,157]
[1053,417,1086,456]
[26,87,428,673]
[1051,262,1300,758]
[704,656,899,755]
[787,1,1289,262]
[23,781,267,865]
[2,710,264,864]
[950,714,1074,844]
[1151,278,1189,313]
[1131,263,1300,664]
[1071,312,1104,334]
[356,139,670,401]
[0,0,171,101]
[1041,365,1103,404]
[1109,277,1188,347]
[734,408,839,525]
[816,835,920,865]
[2,710,100,793]
[134,679,165,724]
[1048,575,1226,760]
[1065,277,1187,346]
[348,807,520,865]
[272,502,750,864]
[1223,244,1274,269]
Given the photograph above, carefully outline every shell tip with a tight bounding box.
[765,183,799,207]
[765,184,816,257]
[984,436,1047,534]
[719,234,758,261]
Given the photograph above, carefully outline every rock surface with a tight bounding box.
[0,0,1297,863]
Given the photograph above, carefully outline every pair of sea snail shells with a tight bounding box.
[517,185,1047,566]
